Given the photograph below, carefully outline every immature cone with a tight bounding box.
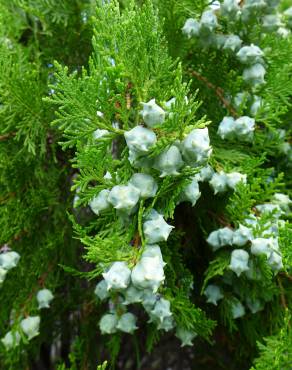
[140,99,165,127]
[128,149,154,169]
[141,244,166,267]
[175,327,197,347]
[94,280,109,301]
[268,251,283,271]
[128,173,158,199]
[229,249,250,277]
[20,316,40,340]
[232,224,253,246]
[116,312,138,333]
[226,172,247,189]
[255,203,282,218]
[0,251,20,270]
[231,301,245,319]
[234,116,255,141]
[243,0,267,10]
[93,129,109,140]
[251,237,279,258]
[122,285,144,305]
[149,298,172,323]
[217,116,235,140]
[36,288,54,309]
[143,210,174,244]
[180,178,201,206]
[157,316,175,332]
[246,297,264,314]
[221,0,240,18]
[284,7,292,28]
[141,290,158,312]
[108,185,140,213]
[233,92,251,108]
[182,128,212,166]
[154,145,184,177]
[204,284,224,305]
[272,193,292,214]
[99,313,118,334]
[200,10,218,33]
[89,189,111,215]
[262,14,283,31]
[243,64,266,86]
[124,125,157,153]
[236,44,264,64]
[209,171,229,194]
[223,35,242,52]
[1,331,21,350]
[102,261,131,290]
[131,256,165,293]
[182,18,200,38]
[197,165,214,182]
[250,96,263,117]
[207,227,234,251]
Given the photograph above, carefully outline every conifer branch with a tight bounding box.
[20,262,55,317]
[1,0,292,367]
[188,69,239,118]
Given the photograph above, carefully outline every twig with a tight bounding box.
[0,132,16,141]
[19,262,56,317]
[189,69,239,118]
[131,231,141,248]
[277,276,287,309]
[207,210,233,228]
[126,82,133,110]
[279,272,292,282]
[0,192,16,204]
[37,262,55,287]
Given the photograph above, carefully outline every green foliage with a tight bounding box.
[0,45,47,156]
[226,170,284,224]
[56,337,108,370]
[145,324,161,353]
[97,361,108,370]
[279,222,292,269]
[170,293,216,340]
[260,35,292,126]
[201,252,230,293]
[251,312,292,370]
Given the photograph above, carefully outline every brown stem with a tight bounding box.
[279,272,292,282]
[20,262,55,317]
[0,192,16,204]
[207,210,232,228]
[277,276,287,309]
[189,69,239,118]
[132,231,141,248]
[0,132,16,141]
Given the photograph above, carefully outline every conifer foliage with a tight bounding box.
[0,0,292,369]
